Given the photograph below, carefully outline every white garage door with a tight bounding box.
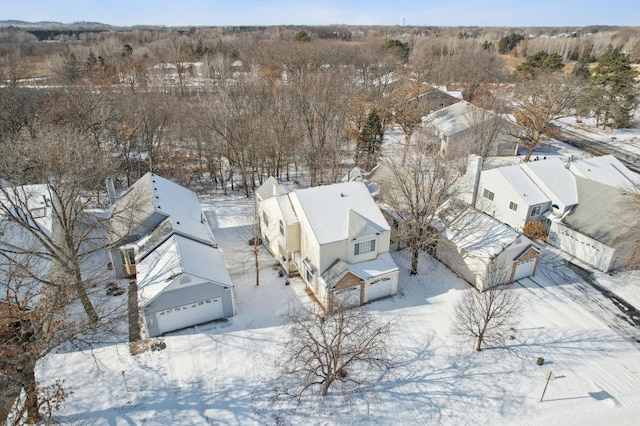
[334,286,361,308]
[156,298,223,334]
[367,277,393,301]
[513,258,536,281]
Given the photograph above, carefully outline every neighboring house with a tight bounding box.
[382,77,460,117]
[475,155,640,272]
[421,101,520,157]
[0,184,52,221]
[436,204,540,291]
[256,179,399,312]
[545,156,640,272]
[107,173,234,337]
[476,158,578,231]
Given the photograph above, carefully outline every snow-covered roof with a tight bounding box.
[276,194,299,226]
[491,165,549,206]
[569,155,640,190]
[0,184,51,218]
[440,207,525,263]
[110,172,214,245]
[521,158,578,210]
[255,176,291,201]
[293,181,389,245]
[434,85,463,100]
[145,173,203,225]
[424,101,491,137]
[136,234,233,307]
[321,252,399,289]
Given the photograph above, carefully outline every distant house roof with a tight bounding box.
[561,176,639,247]
[321,252,399,289]
[424,101,493,137]
[521,158,578,210]
[570,155,640,190]
[136,234,233,307]
[293,181,389,245]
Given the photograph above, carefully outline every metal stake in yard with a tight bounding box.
[122,371,129,392]
[539,370,554,402]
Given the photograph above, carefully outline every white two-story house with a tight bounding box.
[257,179,399,312]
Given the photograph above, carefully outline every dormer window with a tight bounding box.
[354,239,376,256]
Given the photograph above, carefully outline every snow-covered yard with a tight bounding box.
[33,195,640,425]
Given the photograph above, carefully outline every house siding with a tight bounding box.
[142,279,234,337]
[477,172,530,231]
[548,221,616,272]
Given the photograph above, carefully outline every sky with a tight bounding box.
[1,0,639,27]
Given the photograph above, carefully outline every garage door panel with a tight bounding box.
[334,286,360,308]
[156,297,223,334]
[513,259,536,281]
[368,277,393,301]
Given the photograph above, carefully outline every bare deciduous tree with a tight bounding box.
[0,125,115,324]
[279,301,394,397]
[380,144,467,276]
[0,254,75,424]
[451,269,521,352]
[511,73,579,162]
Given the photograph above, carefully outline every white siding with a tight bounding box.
[548,222,616,272]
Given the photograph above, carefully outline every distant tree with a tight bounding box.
[498,33,524,54]
[482,40,494,51]
[122,44,133,57]
[514,51,564,80]
[572,48,592,80]
[586,45,638,129]
[279,301,394,397]
[382,39,410,63]
[357,110,384,171]
[293,30,311,42]
[54,47,82,84]
[451,271,521,352]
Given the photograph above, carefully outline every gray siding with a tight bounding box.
[142,280,234,337]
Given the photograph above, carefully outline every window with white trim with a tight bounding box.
[279,220,284,236]
[483,189,495,201]
[262,211,269,227]
[509,201,518,211]
[354,239,376,256]
[530,205,542,217]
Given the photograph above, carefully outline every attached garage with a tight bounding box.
[367,277,393,301]
[136,235,235,337]
[156,297,223,334]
